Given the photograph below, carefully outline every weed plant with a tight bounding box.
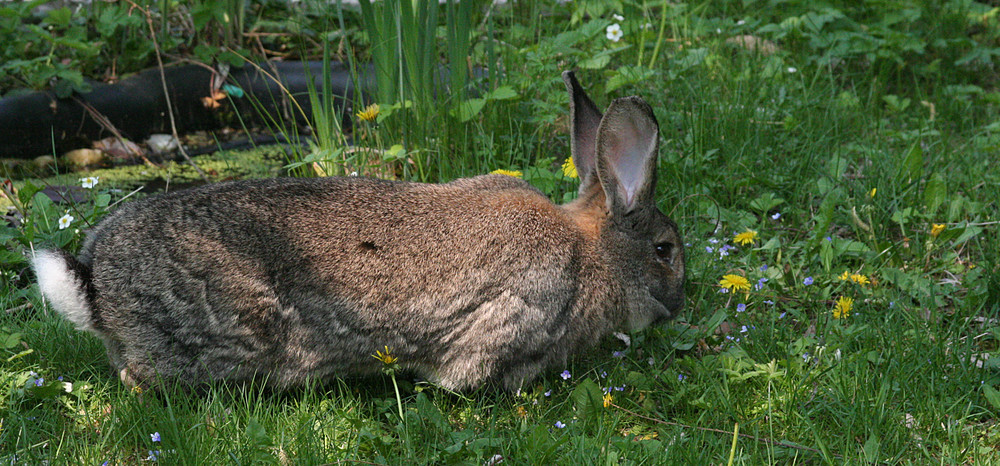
[2,0,1000,463]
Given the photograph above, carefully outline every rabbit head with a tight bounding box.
[561,70,685,332]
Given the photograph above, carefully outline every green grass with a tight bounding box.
[3,0,1000,463]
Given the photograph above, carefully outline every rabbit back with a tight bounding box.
[78,175,586,389]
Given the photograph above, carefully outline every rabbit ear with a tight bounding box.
[562,70,602,194]
[595,96,660,215]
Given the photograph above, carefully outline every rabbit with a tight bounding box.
[31,71,684,392]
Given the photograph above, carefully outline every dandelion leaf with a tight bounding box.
[983,384,1000,412]
[571,378,604,419]
[923,172,946,214]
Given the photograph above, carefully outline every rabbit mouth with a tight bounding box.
[628,293,673,331]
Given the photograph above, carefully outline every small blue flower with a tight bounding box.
[771,212,781,220]
[151,432,161,442]
[614,386,625,391]
[560,370,571,380]
[889,301,895,308]
[760,264,768,271]
[34,377,44,387]
[554,421,566,429]
[803,277,814,286]
[612,351,625,358]
[148,450,160,462]
[755,278,768,291]
[719,288,730,294]
[706,246,714,253]
[825,236,833,242]
[57,376,63,381]
[778,311,786,319]
[709,238,719,244]
[544,390,552,397]
[740,325,749,333]
[678,374,687,381]
[600,371,607,378]
[764,300,774,305]
[736,303,746,313]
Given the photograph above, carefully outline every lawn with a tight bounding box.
[2,0,999,464]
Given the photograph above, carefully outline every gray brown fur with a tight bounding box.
[32,72,684,391]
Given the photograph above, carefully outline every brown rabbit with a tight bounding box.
[32,71,684,391]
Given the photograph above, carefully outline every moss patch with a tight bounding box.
[3,147,290,208]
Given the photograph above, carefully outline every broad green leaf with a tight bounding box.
[983,384,1000,411]
[898,142,923,184]
[486,85,517,100]
[245,417,272,447]
[578,54,611,70]
[606,65,654,94]
[862,434,880,463]
[1,331,21,350]
[826,155,850,179]
[451,98,485,122]
[571,378,604,419]
[924,173,946,213]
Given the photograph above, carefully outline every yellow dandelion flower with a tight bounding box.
[849,274,870,286]
[603,393,614,408]
[832,296,853,319]
[373,345,397,365]
[490,169,523,178]
[838,270,850,281]
[733,230,758,246]
[131,385,144,394]
[869,187,877,198]
[562,157,578,178]
[356,103,380,123]
[930,223,945,237]
[719,274,751,292]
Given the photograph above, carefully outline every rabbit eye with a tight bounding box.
[655,243,674,262]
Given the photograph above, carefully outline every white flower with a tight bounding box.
[80,176,99,189]
[58,213,73,230]
[787,67,798,73]
[612,14,624,21]
[606,23,623,42]
[737,19,746,26]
